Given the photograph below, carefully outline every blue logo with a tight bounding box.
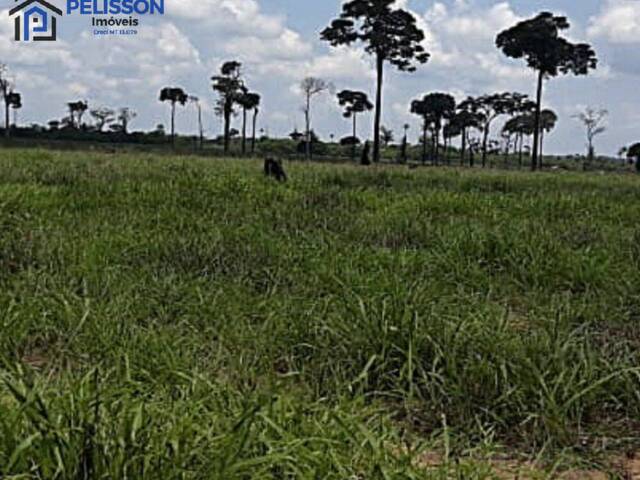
[10,0,62,41]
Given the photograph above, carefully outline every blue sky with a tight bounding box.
[2,0,639,155]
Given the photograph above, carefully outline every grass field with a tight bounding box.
[1,148,639,479]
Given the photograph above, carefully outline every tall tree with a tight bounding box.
[337,89,373,160]
[410,97,435,164]
[300,77,332,160]
[449,109,482,167]
[159,87,188,146]
[458,93,533,168]
[574,107,607,168]
[237,90,261,156]
[321,0,430,163]
[412,93,456,165]
[497,12,597,170]
[248,92,261,154]
[503,114,536,168]
[90,107,115,132]
[0,64,14,138]
[212,61,244,154]
[443,121,462,165]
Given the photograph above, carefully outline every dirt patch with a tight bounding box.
[413,451,640,479]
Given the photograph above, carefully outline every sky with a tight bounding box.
[2,0,639,155]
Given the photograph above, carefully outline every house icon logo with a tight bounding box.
[9,0,62,42]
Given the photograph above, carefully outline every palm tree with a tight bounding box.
[159,87,188,146]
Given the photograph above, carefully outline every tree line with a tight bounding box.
[1,1,639,172]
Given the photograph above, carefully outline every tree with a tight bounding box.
[411,97,434,164]
[400,123,410,163]
[412,93,456,165]
[458,93,533,168]
[237,90,261,156]
[321,0,430,163]
[248,93,261,154]
[337,89,373,160]
[159,87,188,146]
[0,64,15,137]
[503,114,535,168]
[289,129,305,142]
[300,77,333,160]
[380,126,394,147]
[67,100,89,130]
[574,107,607,168]
[117,107,136,135]
[7,92,21,129]
[90,107,115,132]
[449,109,482,167]
[443,121,462,165]
[626,143,640,173]
[188,96,204,150]
[497,12,597,170]
[212,61,245,154]
[538,109,558,169]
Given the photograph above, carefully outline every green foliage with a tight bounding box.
[1,149,640,478]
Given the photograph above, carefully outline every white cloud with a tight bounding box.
[588,0,640,43]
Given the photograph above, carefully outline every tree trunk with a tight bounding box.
[504,137,510,166]
[198,105,203,150]
[223,104,231,154]
[460,128,467,166]
[251,108,258,154]
[4,103,9,138]
[422,124,427,164]
[241,107,247,156]
[373,52,384,163]
[539,129,545,170]
[305,94,311,161]
[170,102,176,147]
[443,135,447,165]
[518,133,523,168]
[481,124,489,168]
[435,126,440,166]
[531,70,544,171]
[352,113,357,161]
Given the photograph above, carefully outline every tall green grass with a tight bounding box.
[1,149,639,478]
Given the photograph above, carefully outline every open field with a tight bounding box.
[1,148,640,478]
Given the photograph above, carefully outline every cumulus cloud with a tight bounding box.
[588,0,640,43]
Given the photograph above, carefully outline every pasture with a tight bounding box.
[1,149,639,478]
